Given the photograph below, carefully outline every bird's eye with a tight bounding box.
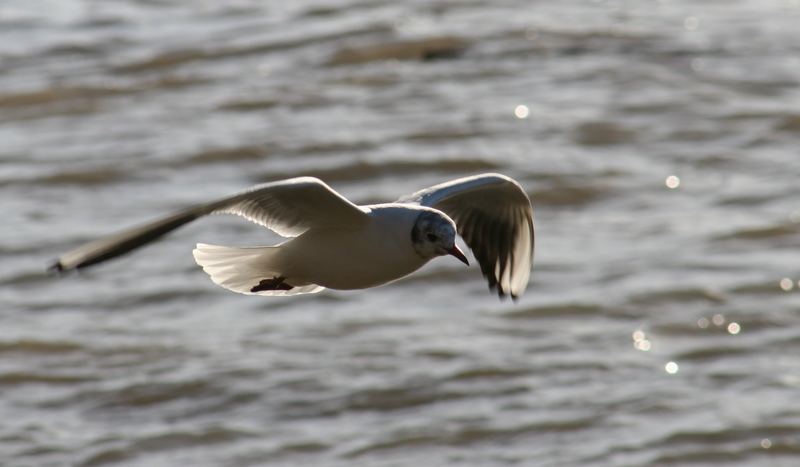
[426,233,437,242]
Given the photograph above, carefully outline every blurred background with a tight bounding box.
[2,0,800,466]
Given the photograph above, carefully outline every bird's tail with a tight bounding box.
[192,243,323,296]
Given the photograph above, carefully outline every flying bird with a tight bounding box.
[50,173,534,299]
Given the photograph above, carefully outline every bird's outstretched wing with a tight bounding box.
[400,173,534,299]
[51,177,369,272]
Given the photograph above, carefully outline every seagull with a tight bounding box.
[50,173,534,299]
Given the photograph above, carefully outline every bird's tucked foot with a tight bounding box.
[250,276,294,293]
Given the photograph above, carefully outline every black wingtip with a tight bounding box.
[488,283,509,301]
[47,260,65,275]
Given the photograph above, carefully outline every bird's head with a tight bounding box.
[411,210,469,265]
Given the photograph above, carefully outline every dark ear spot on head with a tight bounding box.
[411,221,422,244]
[412,210,448,246]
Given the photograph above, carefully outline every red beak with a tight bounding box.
[448,244,469,266]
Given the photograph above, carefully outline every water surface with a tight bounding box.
[2,1,800,466]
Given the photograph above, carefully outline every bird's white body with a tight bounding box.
[267,205,429,290]
[192,204,440,296]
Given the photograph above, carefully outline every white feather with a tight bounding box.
[192,243,323,296]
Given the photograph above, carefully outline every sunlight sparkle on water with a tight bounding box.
[514,104,530,119]
[727,322,741,335]
[665,175,680,189]
[697,317,710,329]
[665,361,679,374]
[779,278,794,291]
[683,16,699,30]
[632,330,651,351]
[761,438,772,449]
[712,314,725,326]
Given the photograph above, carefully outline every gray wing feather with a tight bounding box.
[51,177,368,272]
[209,177,367,237]
[400,173,534,299]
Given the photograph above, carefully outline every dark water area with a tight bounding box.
[2,1,800,465]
